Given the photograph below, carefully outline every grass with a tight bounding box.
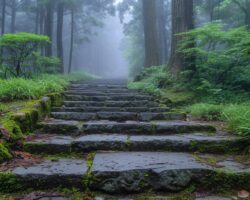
[129,66,250,138]
[186,103,250,136]
[0,72,93,101]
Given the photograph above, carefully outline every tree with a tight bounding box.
[57,0,64,73]
[142,0,161,68]
[44,0,55,56]
[231,0,250,27]
[168,0,194,77]
[1,0,6,35]
[0,32,49,77]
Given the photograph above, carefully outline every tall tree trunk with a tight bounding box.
[10,0,17,33]
[1,0,6,34]
[245,0,250,28]
[1,0,6,64]
[142,0,161,68]
[68,8,74,74]
[57,1,64,73]
[44,1,54,57]
[168,0,194,77]
[156,0,167,65]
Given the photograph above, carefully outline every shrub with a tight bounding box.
[0,72,92,101]
[179,22,250,92]
[0,143,12,163]
[0,32,50,77]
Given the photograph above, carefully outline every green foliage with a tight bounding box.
[33,52,61,74]
[186,103,225,121]
[0,32,50,77]
[179,22,250,92]
[0,173,22,192]
[223,103,250,136]
[0,72,92,101]
[186,102,250,136]
[0,143,12,163]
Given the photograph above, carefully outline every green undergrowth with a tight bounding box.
[0,72,93,163]
[0,72,93,102]
[129,66,250,141]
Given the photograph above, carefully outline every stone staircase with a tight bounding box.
[10,79,250,195]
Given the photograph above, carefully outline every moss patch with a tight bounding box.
[0,144,12,163]
[0,172,22,193]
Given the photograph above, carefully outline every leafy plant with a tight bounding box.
[178,22,250,92]
[0,32,50,77]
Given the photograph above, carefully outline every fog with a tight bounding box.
[72,12,128,78]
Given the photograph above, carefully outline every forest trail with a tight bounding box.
[10,79,249,197]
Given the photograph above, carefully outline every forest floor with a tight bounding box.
[0,79,249,200]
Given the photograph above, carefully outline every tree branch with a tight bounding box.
[232,0,247,13]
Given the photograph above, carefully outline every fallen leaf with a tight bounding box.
[238,190,249,198]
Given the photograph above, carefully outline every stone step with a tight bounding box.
[62,100,159,107]
[66,89,138,93]
[24,134,242,154]
[11,159,87,190]
[69,84,128,89]
[37,120,216,135]
[64,91,144,96]
[64,94,154,101]
[82,121,216,134]
[8,152,250,192]
[50,112,186,122]
[51,106,171,113]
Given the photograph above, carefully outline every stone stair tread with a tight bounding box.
[82,120,216,134]
[11,159,88,189]
[24,133,240,154]
[8,152,249,192]
[90,152,249,193]
[62,100,159,107]
[64,94,154,101]
[50,111,186,121]
[51,106,170,113]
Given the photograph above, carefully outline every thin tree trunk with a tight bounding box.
[142,0,161,68]
[57,1,64,73]
[168,0,194,77]
[1,0,6,64]
[1,0,6,34]
[44,1,54,56]
[10,0,17,33]
[68,8,74,74]
[156,0,167,65]
[245,0,250,28]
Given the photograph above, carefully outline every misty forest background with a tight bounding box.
[1,0,250,139]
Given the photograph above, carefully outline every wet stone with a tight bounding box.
[90,152,212,193]
[82,121,216,135]
[24,135,73,154]
[37,119,80,135]
[72,134,128,152]
[12,159,88,189]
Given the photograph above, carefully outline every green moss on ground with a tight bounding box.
[0,172,22,193]
[0,144,12,163]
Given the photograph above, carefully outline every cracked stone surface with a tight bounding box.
[12,159,88,189]
[91,152,212,193]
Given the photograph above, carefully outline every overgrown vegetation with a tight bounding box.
[129,65,250,137]
[0,72,92,101]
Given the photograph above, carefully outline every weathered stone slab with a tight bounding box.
[24,135,73,154]
[64,95,153,101]
[63,100,159,107]
[51,112,97,121]
[128,134,241,153]
[82,121,216,134]
[52,106,170,113]
[90,152,212,193]
[72,134,128,152]
[23,134,241,154]
[12,159,88,189]
[37,119,80,135]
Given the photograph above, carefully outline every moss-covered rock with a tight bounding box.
[0,172,22,192]
[0,143,12,163]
